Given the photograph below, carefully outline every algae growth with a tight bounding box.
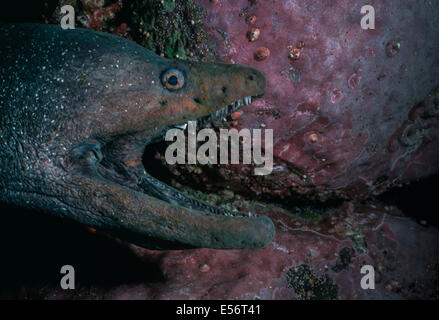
[130,0,210,59]
[286,264,339,300]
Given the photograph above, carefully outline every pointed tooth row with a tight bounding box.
[230,96,252,111]
[195,96,254,129]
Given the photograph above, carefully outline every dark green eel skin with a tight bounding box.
[0,23,274,249]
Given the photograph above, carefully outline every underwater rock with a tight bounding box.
[190,0,439,201]
[10,202,437,299]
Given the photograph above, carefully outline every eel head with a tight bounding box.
[1,24,275,250]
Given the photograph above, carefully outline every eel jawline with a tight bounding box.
[80,94,275,249]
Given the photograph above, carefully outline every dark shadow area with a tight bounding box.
[0,203,165,299]
[379,174,439,228]
[143,140,345,210]
[0,1,58,23]
[143,140,439,225]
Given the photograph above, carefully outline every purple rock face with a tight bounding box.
[6,203,437,300]
[195,0,439,200]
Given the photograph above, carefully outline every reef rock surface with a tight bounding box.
[191,0,439,201]
[2,202,437,300]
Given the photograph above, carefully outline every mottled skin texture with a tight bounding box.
[190,0,439,201]
[0,23,274,249]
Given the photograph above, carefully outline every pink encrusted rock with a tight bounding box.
[23,202,439,300]
[193,0,439,200]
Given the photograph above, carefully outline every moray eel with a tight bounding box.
[0,23,274,249]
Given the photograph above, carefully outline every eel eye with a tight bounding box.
[162,69,185,91]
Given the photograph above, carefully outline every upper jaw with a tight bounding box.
[195,95,255,129]
[153,95,257,139]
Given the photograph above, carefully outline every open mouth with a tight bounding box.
[192,95,256,130]
[95,95,260,220]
